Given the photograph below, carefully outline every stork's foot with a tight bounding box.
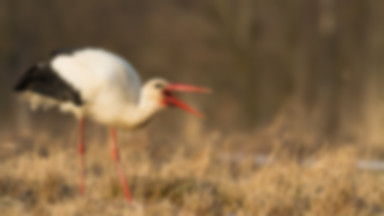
[78,118,86,195]
[110,128,133,203]
[78,181,85,195]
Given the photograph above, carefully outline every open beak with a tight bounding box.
[162,83,210,118]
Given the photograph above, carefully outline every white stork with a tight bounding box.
[14,47,209,203]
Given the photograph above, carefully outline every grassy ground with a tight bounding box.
[0,130,383,216]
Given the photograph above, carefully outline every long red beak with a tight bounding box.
[163,83,210,118]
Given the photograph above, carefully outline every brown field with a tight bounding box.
[0,128,383,216]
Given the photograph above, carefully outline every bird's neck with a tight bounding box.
[120,97,163,129]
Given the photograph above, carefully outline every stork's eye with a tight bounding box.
[155,83,164,89]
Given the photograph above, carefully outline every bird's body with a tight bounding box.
[52,48,141,122]
[16,48,154,129]
[14,47,209,203]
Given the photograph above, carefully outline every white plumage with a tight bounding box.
[25,48,144,127]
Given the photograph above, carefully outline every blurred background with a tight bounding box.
[2,0,384,148]
[1,0,384,215]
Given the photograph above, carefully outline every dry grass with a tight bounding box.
[0,131,383,216]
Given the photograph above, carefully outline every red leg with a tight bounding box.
[110,128,133,203]
[78,118,86,195]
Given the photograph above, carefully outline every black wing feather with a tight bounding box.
[14,63,83,105]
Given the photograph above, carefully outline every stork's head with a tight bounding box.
[141,78,210,118]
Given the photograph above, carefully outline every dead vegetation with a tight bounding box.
[0,131,383,216]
